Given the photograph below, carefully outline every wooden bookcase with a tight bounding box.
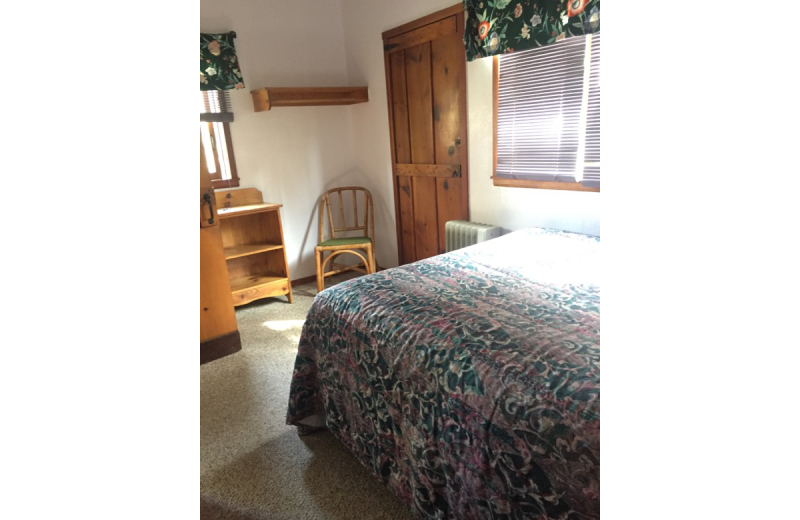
[215,188,293,306]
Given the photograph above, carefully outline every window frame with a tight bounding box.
[491,52,600,193]
[200,120,240,189]
[200,89,240,190]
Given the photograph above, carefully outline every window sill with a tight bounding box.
[492,177,599,192]
[212,178,240,190]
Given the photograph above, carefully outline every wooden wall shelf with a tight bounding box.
[250,87,369,112]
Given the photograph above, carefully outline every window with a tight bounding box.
[493,33,599,192]
[200,90,240,189]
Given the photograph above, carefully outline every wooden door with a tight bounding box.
[200,144,241,364]
[383,4,469,265]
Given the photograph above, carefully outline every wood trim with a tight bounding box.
[291,274,317,287]
[457,10,470,223]
[384,16,457,55]
[206,122,223,181]
[493,56,499,178]
[491,56,599,193]
[492,177,600,192]
[222,122,240,187]
[200,330,242,365]
[383,37,405,267]
[381,4,464,40]
[203,122,240,189]
[211,178,240,189]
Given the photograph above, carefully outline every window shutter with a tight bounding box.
[200,90,234,123]
[496,36,588,183]
[582,33,600,188]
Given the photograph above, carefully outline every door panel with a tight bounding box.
[432,32,463,167]
[396,176,416,265]
[383,5,469,265]
[412,177,439,260]
[389,52,411,164]
[404,42,435,165]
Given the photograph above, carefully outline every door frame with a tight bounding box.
[382,4,469,265]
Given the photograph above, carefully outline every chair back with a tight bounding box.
[318,187,374,244]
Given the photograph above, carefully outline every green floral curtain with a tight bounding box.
[463,0,600,61]
[200,32,245,91]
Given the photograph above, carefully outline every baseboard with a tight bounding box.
[291,266,385,288]
[200,330,242,365]
[291,274,317,287]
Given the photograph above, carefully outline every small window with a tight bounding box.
[200,91,240,189]
[493,33,600,191]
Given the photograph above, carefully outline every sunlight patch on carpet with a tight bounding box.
[263,319,306,331]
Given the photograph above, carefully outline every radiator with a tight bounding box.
[445,220,502,252]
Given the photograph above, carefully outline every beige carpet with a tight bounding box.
[200,274,416,520]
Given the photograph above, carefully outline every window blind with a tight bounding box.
[200,90,234,123]
[496,33,600,188]
[582,33,600,188]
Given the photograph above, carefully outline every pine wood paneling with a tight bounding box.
[405,42,434,165]
[396,176,416,264]
[432,32,463,166]
[412,177,439,260]
[390,51,411,164]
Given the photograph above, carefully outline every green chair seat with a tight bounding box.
[318,236,372,247]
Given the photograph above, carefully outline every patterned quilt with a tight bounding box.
[287,228,600,519]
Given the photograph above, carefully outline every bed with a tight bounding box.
[287,227,600,519]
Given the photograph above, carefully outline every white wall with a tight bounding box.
[201,0,370,280]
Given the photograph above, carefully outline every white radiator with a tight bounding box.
[445,220,502,252]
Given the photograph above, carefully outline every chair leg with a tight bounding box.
[316,249,325,292]
[368,244,377,274]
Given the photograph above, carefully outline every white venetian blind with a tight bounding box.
[200,90,233,123]
[496,33,600,188]
[582,33,600,188]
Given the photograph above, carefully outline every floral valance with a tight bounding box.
[200,32,245,91]
[463,0,600,61]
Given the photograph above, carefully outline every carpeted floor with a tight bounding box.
[200,274,416,520]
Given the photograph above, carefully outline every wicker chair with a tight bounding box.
[315,187,377,292]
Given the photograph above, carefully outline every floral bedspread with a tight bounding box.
[287,228,600,519]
